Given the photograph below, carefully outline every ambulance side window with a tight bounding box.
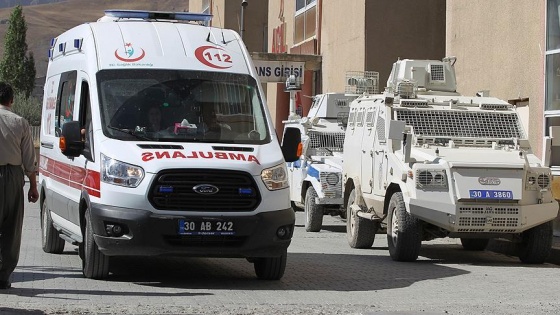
[54,71,77,137]
[79,81,94,161]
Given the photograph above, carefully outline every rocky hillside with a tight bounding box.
[0,0,189,78]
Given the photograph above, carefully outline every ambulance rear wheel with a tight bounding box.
[82,208,110,279]
[346,188,376,248]
[460,238,489,251]
[41,201,65,254]
[253,251,287,280]
[387,192,422,261]
[518,221,553,264]
[304,186,324,232]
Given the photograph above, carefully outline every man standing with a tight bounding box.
[0,82,39,289]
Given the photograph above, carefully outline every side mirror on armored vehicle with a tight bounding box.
[281,127,302,162]
[388,120,406,140]
[59,121,85,158]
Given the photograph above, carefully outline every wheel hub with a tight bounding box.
[391,207,399,245]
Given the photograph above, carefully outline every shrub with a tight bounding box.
[12,91,41,126]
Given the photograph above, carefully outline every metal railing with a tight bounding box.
[30,126,40,145]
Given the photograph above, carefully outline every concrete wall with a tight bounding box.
[446,0,545,157]
[266,0,297,132]
[366,0,446,89]
[320,0,366,93]
[190,0,268,53]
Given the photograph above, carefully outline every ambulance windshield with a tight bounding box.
[96,69,270,144]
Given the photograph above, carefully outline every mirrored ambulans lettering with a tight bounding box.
[141,151,260,165]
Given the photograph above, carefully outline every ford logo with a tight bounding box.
[478,177,501,185]
[193,184,220,195]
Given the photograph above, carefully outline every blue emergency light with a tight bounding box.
[104,10,213,23]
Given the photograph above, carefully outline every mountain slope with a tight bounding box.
[0,0,189,79]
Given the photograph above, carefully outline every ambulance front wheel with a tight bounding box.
[253,250,287,280]
[82,208,110,279]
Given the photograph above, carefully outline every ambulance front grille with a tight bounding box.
[148,169,261,211]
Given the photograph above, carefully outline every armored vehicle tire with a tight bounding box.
[41,201,65,254]
[82,208,110,279]
[460,238,489,251]
[518,221,553,264]
[254,251,287,280]
[304,186,324,232]
[387,192,422,262]
[346,189,376,248]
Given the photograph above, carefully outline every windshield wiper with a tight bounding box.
[107,126,152,141]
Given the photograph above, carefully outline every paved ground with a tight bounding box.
[1,183,560,314]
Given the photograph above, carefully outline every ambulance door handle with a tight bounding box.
[41,141,54,149]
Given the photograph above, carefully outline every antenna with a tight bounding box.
[214,3,226,44]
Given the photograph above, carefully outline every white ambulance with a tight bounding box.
[39,10,300,280]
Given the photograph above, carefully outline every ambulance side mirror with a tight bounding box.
[60,121,85,158]
[281,127,301,162]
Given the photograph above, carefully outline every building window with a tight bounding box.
[546,0,560,112]
[546,54,560,111]
[202,0,211,15]
[294,0,316,44]
[548,0,560,50]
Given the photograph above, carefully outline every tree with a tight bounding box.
[0,5,36,98]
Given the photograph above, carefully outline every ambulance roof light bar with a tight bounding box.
[104,10,213,23]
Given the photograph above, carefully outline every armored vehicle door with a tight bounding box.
[372,105,388,196]
[360,106,378,194]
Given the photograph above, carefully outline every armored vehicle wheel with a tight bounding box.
[460,238,489,251]
[387,192,422,261]
[304,186,324,232]
[518,221,553,264]
[41,201,65,254]
[253,251,287,280]
[346,189,376,248]
[82,208,110,279]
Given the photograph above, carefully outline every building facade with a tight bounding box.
[266,0,446,136]
[446,1,545,158]
[190,0,446,137]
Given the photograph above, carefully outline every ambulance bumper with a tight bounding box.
[89,203,295,258]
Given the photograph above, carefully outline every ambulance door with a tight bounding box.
[47,71,78,222]
[67,72,95,227]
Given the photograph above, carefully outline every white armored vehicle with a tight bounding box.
[283,72,378,232]
[342,57,559,263]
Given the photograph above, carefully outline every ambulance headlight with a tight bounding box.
[101,153,144,188]
[261,163,289,190]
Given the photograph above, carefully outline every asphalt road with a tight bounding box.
[2,183,560,315]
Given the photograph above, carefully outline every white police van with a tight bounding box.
[39,10,300,280]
